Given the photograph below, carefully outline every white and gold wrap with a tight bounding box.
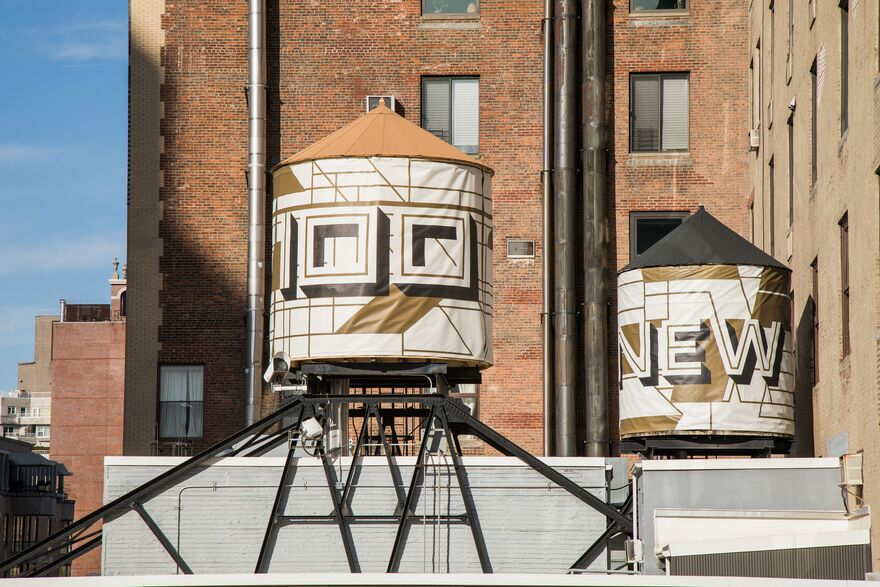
[617,264,794,439]
[270,156,493,368]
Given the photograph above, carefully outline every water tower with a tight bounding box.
[617,207,794,457]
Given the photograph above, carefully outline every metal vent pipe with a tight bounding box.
[541,0,555,457]
[245,0,267,426]
[582,0,609,457]
[553,0,579,456]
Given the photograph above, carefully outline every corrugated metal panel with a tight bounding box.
[671,544,872,580]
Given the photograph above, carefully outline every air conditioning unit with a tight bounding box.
[749,129,760,151]
[624,539,643,563]
[366,95,396,112]
[841,452,864,486]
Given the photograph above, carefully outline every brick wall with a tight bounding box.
[50,320,126,576]
[129,0,749,457]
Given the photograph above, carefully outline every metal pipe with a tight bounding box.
[246,0,267,426]
[542,0,555,457]
[553,0,579,457]
[581,0,609,457]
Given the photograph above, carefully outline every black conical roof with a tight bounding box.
[621,207,789,272]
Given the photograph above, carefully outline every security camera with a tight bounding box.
[263,351,292,384]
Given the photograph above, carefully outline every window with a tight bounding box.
[422,77,479,154]
[159,366,204,439]
[770,1,775,93]
[19,407,26,417]
[788,0,794,51]
[750,201,756,243]
[35,426,49,438]
[3,427,12,436]
[423,0,478,15]
[769,157,776,256]
[5,407,15,416]
[839,212,850,357]
[811,256,819,385]
[631,0,687,12]
[120,290,127,317]
[629,73,689,152]
[810,57,818,189]
[840,0,849,136]
[808,0,816,26]
[629,211,689,260]
[752,44,761,131]
[788,115,794,226]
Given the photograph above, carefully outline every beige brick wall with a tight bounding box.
[125,0,165,455]
[749,0,880,566]
[17,315,58,395]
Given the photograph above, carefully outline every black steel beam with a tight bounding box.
[340,405,373,512]
[0,398,304,576]
[320,450,361,573]
[387,405,435,572]
[24,535,101,578]
[569,523,622,570]
[443,400,632,531]
[254,440,299,573]
[130,501,193,575]
[374,408,407,509]
[440,406,492,573]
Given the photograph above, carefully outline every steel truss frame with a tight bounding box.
[0,393,631,577]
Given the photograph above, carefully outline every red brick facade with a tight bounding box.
[129,0,749,457]
[50,290,126,575]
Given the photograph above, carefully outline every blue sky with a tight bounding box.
[0,2,127,389]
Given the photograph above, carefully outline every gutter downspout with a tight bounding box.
[553,0,579,456]
[245,0,267,426]
[582,0,609,457]
[542,0,555,457]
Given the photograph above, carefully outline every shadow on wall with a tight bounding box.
[793,295,816,457]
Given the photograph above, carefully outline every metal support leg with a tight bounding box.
[387,406,436,572]
[440,406,492,573]
[446,402,632,531]
[340,405,373,513]
[375,408,407,509]
[320,449,360,572]
[254,422,301,574]
[131,501,193,575]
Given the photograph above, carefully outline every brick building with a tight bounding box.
[49,266,127,575]
[747,0,880,563]
[126,0,750,457]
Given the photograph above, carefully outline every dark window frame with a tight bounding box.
[629,211,690,261]
[769,156,776,256]
[422,0,479,16]
[810,57,818,190]
[630,0,688,13]
[157,364,205,440]
[839,212,850,357]
[421,75,480,155]
[811,256,819,386]
[840,0,849,136]
[629,72,691,153]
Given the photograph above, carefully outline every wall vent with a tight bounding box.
[507,240,535,259]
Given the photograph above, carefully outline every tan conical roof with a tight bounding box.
[273,101,493,174]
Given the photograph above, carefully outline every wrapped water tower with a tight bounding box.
[269,102,493,370]
[617,208,794,449]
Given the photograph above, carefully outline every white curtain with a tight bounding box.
[452,78,479,154]
[159,366,204,438]
[661,75,689,151]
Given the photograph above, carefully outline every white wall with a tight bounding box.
[103,456,616,575]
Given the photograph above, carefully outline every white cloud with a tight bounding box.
[0,232,125,276]
[36,20,127,62]
[0,145,60,165]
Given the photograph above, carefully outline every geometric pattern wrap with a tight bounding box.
[270,156,493,368]
[617,264,794,439]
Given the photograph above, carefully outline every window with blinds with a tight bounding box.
[159,365,204,439]
[631,0,687,12]
[422,77,479,154]
[629,73,689,153]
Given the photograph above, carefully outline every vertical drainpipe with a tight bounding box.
[245,0,267,426]
[553,0,579,456]
[542,0,555,457]
[582,0,609,457]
